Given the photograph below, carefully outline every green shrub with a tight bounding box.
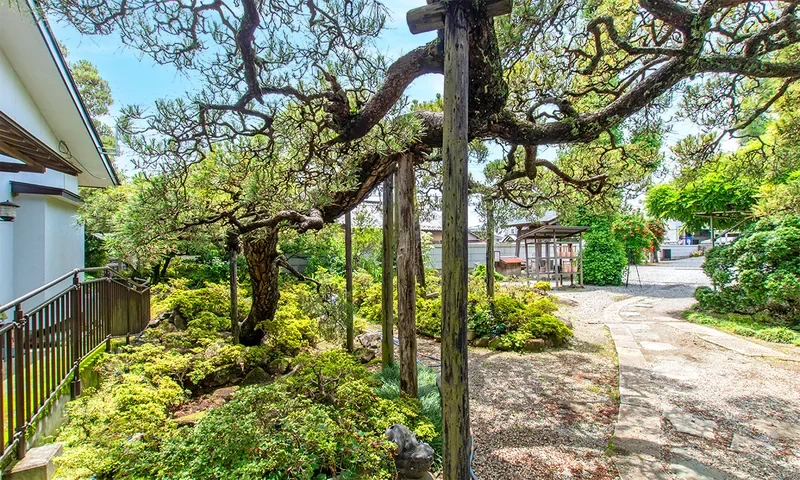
[569,212,629,286]
[55,347,186,479]
[684,310,800,346]
[533,281,552,290]
[151,280,247,323]
[416,296,442,337]
[519,313,573,346]
[699,217,800,326]
[57,348,438,480]
[156,351,435,480]
[471,264,505,281]
[416,284,571,351]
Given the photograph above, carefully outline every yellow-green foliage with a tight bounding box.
[534,281,552,291]
[259,282,319,355]
[56,346,186,479]
[152,351,436,480]
[151,279,249,322]
[417,283,571,351]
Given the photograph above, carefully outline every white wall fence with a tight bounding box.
[658,244,701,260]
[428,242,523,271]
[283,241,701,274]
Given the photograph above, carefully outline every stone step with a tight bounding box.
[7,443,63,480]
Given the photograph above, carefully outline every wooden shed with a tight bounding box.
[518,225,590,287]
[495,256,523,277]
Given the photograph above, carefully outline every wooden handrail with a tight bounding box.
[0,266,148,315]
[0,265,151,467]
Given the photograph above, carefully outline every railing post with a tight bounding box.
[13,305,26,459]
[70,274,82,398]
[125,287,131,345]
[104,270,111,352]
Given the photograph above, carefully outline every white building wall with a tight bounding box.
[44,197,84,297]
[428,242,531,271]
[0,47,61,151]
[1,191,83,309]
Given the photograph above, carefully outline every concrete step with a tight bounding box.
[7,443,63,480]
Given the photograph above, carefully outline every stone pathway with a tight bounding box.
[606,295,800,480]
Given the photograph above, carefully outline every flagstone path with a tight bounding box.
[604,294,800,480]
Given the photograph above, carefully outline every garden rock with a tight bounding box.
[211,386,239,404]
[474,337,491,348]
[200,364,242,390]
[354,347,376,363]
[148,311,170,328]
[523,338,546,352]
[488,337,504,350]
[241,366,269,385]
[266,358,290,375]
[357,332,381,349]
[386,424,434,479]
[174,411,206,426]
[171,309,187,330]
[557,316,573,329]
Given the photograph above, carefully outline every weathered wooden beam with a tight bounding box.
[397,153,418,397]
[345,210,355,352]
[486,199,496,299]
[0,139,41,168]
[407,0,513,34]
[440,4,471,478]
[381,175,395,367]
[0,161,45,173]
[414,217,427,289]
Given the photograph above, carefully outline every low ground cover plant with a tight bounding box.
[55,345,438,479]
[684,311,800,346]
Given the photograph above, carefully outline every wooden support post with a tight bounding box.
[381,175,395,367]
[414,217,427,290]
[227,232,240,345]
[486,199,495,299]
[345,210,355,352]
[579,233,584,287]
[441,5,471,478]
[407,1,512,476]
[13,305,26,459]
[397,154,418,397]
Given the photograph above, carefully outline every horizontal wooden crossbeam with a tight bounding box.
[407,0,513,34]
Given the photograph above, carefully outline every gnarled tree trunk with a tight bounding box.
[239,228,281,346]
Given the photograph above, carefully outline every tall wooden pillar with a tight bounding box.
[381,175,395,366]
[407,1,512,477]
[414,217,427,289]
[345,211,354,352]
[486,199,495,299]
[227,232,240,345]
[397,153,418,397]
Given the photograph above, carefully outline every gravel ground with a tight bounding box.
[415,290,622,480]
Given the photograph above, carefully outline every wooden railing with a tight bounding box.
[0,267,150,465]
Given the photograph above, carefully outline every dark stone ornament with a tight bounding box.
[386,424,435,479]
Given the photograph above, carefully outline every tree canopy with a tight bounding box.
[43,0,800,221]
